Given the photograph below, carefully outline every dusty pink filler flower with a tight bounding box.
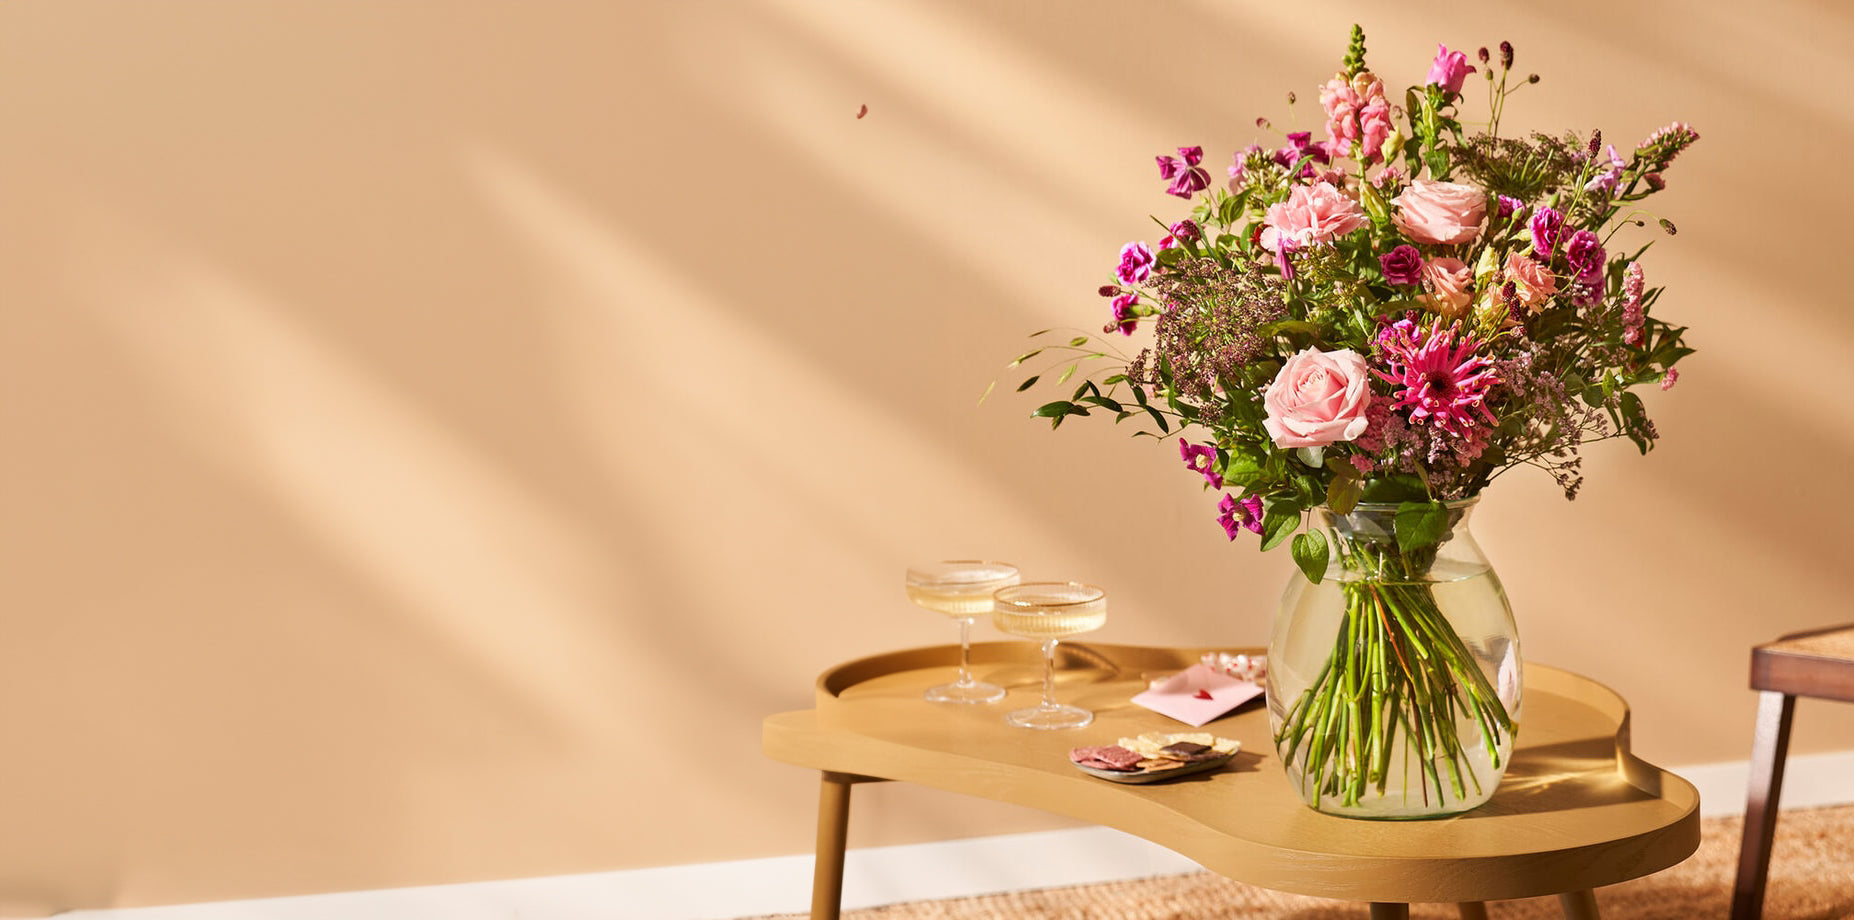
[1375,319,1499,440]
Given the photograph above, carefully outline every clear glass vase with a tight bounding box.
[1266,498,1521,819]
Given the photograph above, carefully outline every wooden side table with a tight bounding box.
[1731,624,1854,920]
[763,642,1700,920]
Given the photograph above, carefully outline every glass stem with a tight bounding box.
[1041,638,1058,708]
[956,617,975,687]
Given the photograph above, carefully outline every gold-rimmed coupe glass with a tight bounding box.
[992,581,1107,729]
[906,561,1020,704]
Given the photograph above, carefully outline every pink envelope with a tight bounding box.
[1132,663,1264,727]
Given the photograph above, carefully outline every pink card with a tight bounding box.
[1131,663,1264,727]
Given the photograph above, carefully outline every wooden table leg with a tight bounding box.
[811,772,858,920]
[1456,902,1490,920]
[1559,888,1600,920]
[1369,904,1410,920]
[1732,690,1795,920]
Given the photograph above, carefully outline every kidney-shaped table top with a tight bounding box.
[762,642,1700,908]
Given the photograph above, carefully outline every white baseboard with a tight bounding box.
[61,752,1854,920]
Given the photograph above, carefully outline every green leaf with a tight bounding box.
[1015,376,1040,392]
[1056,363,1077,385]
[1068,336,1089,347]
[1325,471,1364,515]
[1394,501,1449,553]
[1291,530,1329,584]
[1009,348,1044,367]
[1260,497,1303,552]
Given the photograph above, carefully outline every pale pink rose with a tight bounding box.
[1262,348,1373,449]
[1392,180,1487,245]
[1260,183,1368,253]
[1502,253,1558,311]
[1419,257,1474,319]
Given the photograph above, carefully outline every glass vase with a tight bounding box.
[1266,498,1521,819]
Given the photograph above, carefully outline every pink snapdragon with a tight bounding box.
[1259,183,1368,253]
[1320,71,1393,164]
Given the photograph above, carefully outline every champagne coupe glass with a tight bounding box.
[992,582,1107,729]
[906,561,1020,704]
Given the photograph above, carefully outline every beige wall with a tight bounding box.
[2,0,1848,912]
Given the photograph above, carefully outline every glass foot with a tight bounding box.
[925,681,1006,704]
[1005,703,1093,729]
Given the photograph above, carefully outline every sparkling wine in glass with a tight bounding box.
[992,581,1107,729]
[907,561,1020,704]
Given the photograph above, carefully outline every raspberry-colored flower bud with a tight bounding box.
[1098,285,1120,297]
[1659,218,1678,236]
[1477,46,1490,64]
[1645,172,1665,191]
[1499,41,1513,69]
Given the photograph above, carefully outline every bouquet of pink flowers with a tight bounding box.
[1011,28,1696,814]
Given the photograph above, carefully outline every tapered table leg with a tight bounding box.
[1558,888,1600,920]
[1457,902,1490,920]
[1369,904,1410,920]
[1732,691,1795,920]
[811,772,860,920]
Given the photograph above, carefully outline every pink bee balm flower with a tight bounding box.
[1262,347,1373,448]
[1393,180,1487,245]
[1426,44,1477,95]
[1259,183,1368,254]
[1374,319,1499,440]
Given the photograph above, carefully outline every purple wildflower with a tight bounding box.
[1116,241,1155,285]
[1497,195,1525,219]
[1565,229,1606,305]
[1529,207,1563,258]
[1217,492,1264,539]
[1379,244,1424,286]
[1157,146,1211,199]
[1178,438,1223,488]
[1374,318,1500,440]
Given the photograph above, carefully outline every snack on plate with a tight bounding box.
[1069,744,1146,772]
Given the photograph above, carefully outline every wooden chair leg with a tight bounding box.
[1558,888,1600,920]
[1732,691,1796,920]
[1369,904,1410,920]
[811,772,857,920]
[1456,902,1490,920]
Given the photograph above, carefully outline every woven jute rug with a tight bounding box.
[753,804,1854,919]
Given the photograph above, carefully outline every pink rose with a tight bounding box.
[1260,183,1368,253]
[1501,253,1557,311]
[1425,45,1477,95]
[1262,348,1373,449]
[1419,256,1474,319]
[1392,180,1487,245]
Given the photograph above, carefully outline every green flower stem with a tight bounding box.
[1274,534,1515,811]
